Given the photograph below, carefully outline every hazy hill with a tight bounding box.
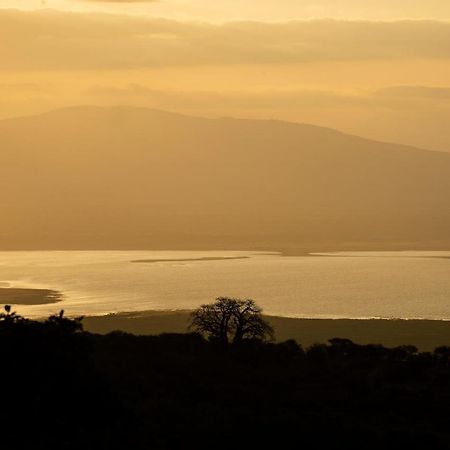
[1,106,450,251]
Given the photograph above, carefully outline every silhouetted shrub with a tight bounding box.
[1,306,450,449]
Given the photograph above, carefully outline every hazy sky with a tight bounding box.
[1,1,450,150]
[4,0,450,21]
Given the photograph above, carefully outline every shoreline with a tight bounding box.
[2,248,450,350]
[83,310,450,351]
[2,243,450,257]
[1,285,450,351]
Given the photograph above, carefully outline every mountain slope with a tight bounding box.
[1,106,450,251]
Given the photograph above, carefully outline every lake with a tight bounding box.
[0,250,450,319]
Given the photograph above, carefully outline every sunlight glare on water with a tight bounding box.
[0,250,450,319]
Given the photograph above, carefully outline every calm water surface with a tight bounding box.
[0,250,450,319]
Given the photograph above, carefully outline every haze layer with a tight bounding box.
[2,106,450,251]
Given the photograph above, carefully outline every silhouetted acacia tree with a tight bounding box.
[190,297,274,345]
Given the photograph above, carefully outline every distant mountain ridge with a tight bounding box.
[1,105,450,252]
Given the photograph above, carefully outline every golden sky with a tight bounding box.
[4,0,450,21]
[1,1,450,151]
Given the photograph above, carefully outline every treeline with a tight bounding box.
[2,307,450,449]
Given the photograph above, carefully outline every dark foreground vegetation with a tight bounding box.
[3,306,450,449]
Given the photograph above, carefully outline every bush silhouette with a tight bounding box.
[0,304,25,325]
[0,305,450,449]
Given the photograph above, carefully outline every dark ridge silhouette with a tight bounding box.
[2,303,450,449]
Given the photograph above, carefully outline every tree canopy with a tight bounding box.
[189,297,274,345]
